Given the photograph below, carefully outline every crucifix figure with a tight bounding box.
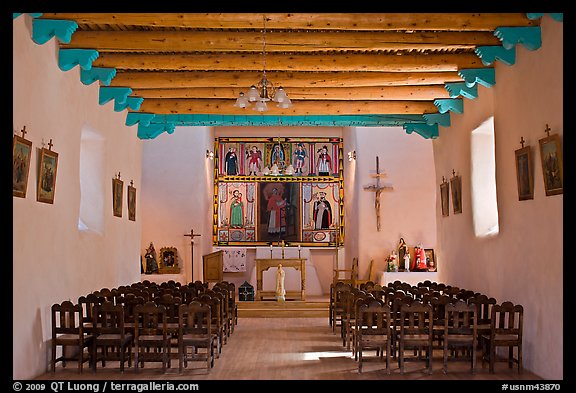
[184,229,201,281]
[363,156,393,231]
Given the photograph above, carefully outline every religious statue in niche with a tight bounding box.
[313,191,332,229]
[229,189,244,228]
[144,242,158,274]
[270,143,286,171]
[246,145,263,176]
[316,145,332,176]
[224,146,239,175]
[292,143,307,175]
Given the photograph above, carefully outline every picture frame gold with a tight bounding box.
[515,145,534,201]
[158,246,180,274]
[538,133,563,196]
[127,183,136,221]
[112,177,124,217]
[36,147,58,204]
[13,135,32,198]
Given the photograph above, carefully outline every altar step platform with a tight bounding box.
[237,295,330,318]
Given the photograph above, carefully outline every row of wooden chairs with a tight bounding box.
[51,280,237,374]
[330,280,523,374]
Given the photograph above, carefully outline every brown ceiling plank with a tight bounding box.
[95,52,486,72]
[63,30,501,52]
[42,13,537,31]
[138,98,438,115]
[111,71,463,88]
[131,85,451,101]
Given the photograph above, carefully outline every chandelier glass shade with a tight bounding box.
[234,16,292,112]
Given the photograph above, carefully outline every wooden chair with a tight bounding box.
[51,301,94,373]
[468,294,497,347]
[355,259,377,288]
[333,257,358,286]
[356,298,392,374]
[78,293,105,335]
[481,301,523,373]
[398,301,434,374]
[92,301,133,372]
[443,300,477,374]
[133,302,170,373]
[331,282,351,334]
[178,302,217,372]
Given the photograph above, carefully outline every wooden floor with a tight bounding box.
[36,316,542,382]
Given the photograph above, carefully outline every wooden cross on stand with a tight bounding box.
[363,156,393,231]
[184,229,201,281]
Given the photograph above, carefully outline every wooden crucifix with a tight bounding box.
[363,156,393,231]
[184,229,201,281]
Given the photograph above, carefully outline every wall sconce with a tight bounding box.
[206,150,214,160]
[347,150,356,161]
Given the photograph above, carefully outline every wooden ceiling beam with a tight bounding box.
[95,52,485,72]
[111,71,463,88]
[42,13,537,31]
[138,98,438,115]
[132,85,451,100]
[63,30,501,52]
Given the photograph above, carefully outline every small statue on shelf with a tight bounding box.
[414,243,428,271]
[397,237,408,271]
[144,242,158,274]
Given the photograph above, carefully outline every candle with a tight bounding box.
[298,244,301,251]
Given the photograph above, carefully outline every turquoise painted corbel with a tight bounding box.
[403,123,439,139]
[423,112,451,127]
[526,13,563,22]
[458,68,496,88]
[58,49,99,71]
[125,112,156,127]
[114,97,144,112]
[494,26,542,51]
[13,13,43,19]
[137,123,176,139]
[433,98,464,114]
[444,82,479,99]
[98,86,132,106]
[80,67,117,86]
[474,46,516,66]
[32,19,78,45]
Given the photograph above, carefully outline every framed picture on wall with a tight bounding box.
[538,133,563,196]
[13,134,32,198]
[440,178,450,217]
[36,147,58,204]
[450,174,462,214]
[127,182,136,221]
[515,145,534,201]
[425,249,437,272]
[112,177,124,217]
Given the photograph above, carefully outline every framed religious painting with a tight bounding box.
[440,177,450,217]
[36,147,58,204]
[538,133,563,196]
[112,177,124,217]
[258,181,300,242]
[13,134,32,198]
[450,174,462,214]
[425,249,437,272]
[515,145,534,201]
[127,182,136,221]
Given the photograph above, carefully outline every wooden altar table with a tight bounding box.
[255,258,306,301]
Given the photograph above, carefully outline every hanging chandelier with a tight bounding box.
[234,15,292,112]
